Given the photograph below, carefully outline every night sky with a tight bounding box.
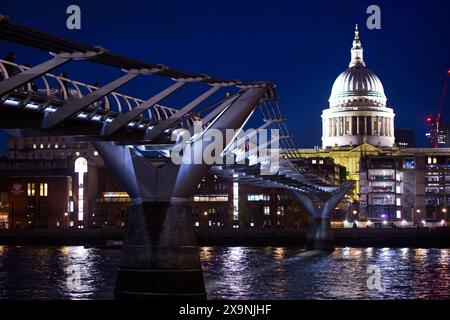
[1,0,450,153]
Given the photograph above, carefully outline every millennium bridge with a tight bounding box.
[0,14,353,299]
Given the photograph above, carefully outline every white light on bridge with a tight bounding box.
[25,103,40,110]
[4,99,19,106]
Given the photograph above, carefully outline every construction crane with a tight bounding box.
[426,70,450,148]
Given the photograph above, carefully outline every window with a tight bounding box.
[33,144,37,149]
[396,210,402,219]
[94,151,99,156]
[55,144,59,149]
[247,194,270,201]
[369,194,394,205]
[319,160,324,165]
[403,158,415,169]
[264,206,270,216]
[312,159,317,164]
[396,198,401,206]
[39,183,48,197]
[193,195,228,202]
[27,183,35,196]
[277,206,284,216]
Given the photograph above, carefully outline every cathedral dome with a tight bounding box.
[328,24,387,108]
[329,66,386,108]
[321,25,395,149]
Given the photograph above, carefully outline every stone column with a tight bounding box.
[328,118,332,137]
[356,116,360,135]
[377,116,381,136]
[364,116,368,135]
[390,118,394,137]
[345,116,349,135]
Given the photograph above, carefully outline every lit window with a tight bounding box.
[27,183,36,196]
[428,156,432,164]
[396,210,402,219]
[433,157,437,164]
[75,151,80,156]
[319,160,324,165]
[264,206,270,215]
[94,151,99,156]
[247,194,270,202]
[396,186,401,193]
[55,144,59,149]
[40,144,44,149]
[312,159,317,164]
[39,183,48,197]
[396,198,401,206]
[193,195,228,202]
[33,144,37,149]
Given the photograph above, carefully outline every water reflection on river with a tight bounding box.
[0,246,449,299]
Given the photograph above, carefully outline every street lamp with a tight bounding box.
[415,209,421,225]
[64,212,69,228]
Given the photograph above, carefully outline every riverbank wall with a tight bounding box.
[0,227,450,247]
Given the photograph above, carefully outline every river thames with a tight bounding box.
[0,246,449,299]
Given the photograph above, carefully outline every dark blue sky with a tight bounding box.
[1,0,450,151]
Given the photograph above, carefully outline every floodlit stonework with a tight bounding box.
[322,25,395,148]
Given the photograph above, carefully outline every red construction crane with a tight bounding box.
[426,70,450,148]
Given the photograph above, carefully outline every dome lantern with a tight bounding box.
[350,24,365,68]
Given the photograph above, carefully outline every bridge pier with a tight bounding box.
[115,201,205,299]
[305,217,334,251]
[293,182,353,252]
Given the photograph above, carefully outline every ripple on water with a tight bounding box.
[0,246,449,299]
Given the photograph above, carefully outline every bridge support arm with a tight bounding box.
[0,56,68,96]
[102,80,186,136]
[43,73,138,128]
[144,85,221,141]
[172,86,268,198]
[320,182,354,219]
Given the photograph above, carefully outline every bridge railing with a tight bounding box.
[0,59,185,124]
